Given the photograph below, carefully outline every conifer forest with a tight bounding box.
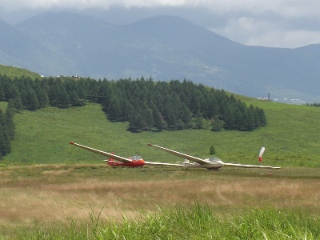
[0,75,266,138]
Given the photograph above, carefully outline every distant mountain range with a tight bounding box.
[1,11,320,103]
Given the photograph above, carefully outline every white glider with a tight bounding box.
[147,144,280,170]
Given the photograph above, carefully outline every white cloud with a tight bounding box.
[0,0,192,10]
[1,0,320,48]
[210,14,320,48]
[0,0,315,12]
[250,30,320,48]
[2,0,320,18]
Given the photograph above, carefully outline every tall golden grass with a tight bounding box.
[1,164,319,234]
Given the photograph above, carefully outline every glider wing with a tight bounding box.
[69,142,133,163]
[223,162,280,169]
[147,144,209,165]
[144,161,185,167]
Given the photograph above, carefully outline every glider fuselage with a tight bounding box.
[107,159,145,167]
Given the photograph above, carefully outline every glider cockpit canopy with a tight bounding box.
[129,156,142,160]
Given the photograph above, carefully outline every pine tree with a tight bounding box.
[5,104,15,140]
[223,105,235,130]
[2,75,16,100]
[25,88,39,111]
[244,106,256,131]
[144,108,154,130]
[0,124,8,157]
[179,104,192,129]
[256,107,267,126]
[48,85,59,107]
[120,98,134,122]
[11,93,24,112]
[57,86,70,108]
[152,107,164,132]
[233,108,244,130]
[128,112,144,133]
[89,80,100,100]
[163,103,177,130]
[206,95,219,119]
[34,85,49,109]
[69,90,85,106]
[192,111,203,129]
[0,109,5,127]
[190,92,201,115]
[108,96,122,121]
[210,145,216,155]
[211,117,224,132]
[0,84,5,101]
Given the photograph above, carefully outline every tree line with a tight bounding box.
[0,101,15,158]
[0,75,266,133]
[305,102,320,107]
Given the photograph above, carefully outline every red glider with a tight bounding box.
[69,142,182,168]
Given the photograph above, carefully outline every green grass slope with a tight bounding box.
[0,64,41,79]
[2,98,320,168]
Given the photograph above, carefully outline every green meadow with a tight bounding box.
[0,96,320,239]
[0,65,41,80]
[2,98,320,168]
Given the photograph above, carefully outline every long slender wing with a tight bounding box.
[144,161,185,167]
[147,144,209,165]
[69,142,133,163]
[223,162,280,169]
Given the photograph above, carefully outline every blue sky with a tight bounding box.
[0,0,320,48]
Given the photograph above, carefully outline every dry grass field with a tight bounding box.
[1,164,319,238]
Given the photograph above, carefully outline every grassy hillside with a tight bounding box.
[2,98,320,168]
[1,97,320,239]
[0,64,41,79]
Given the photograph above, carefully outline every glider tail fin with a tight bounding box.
[258,147,265,162]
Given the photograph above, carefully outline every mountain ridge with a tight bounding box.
[0,11,319,103]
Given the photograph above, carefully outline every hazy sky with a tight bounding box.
[1,0,320,48]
